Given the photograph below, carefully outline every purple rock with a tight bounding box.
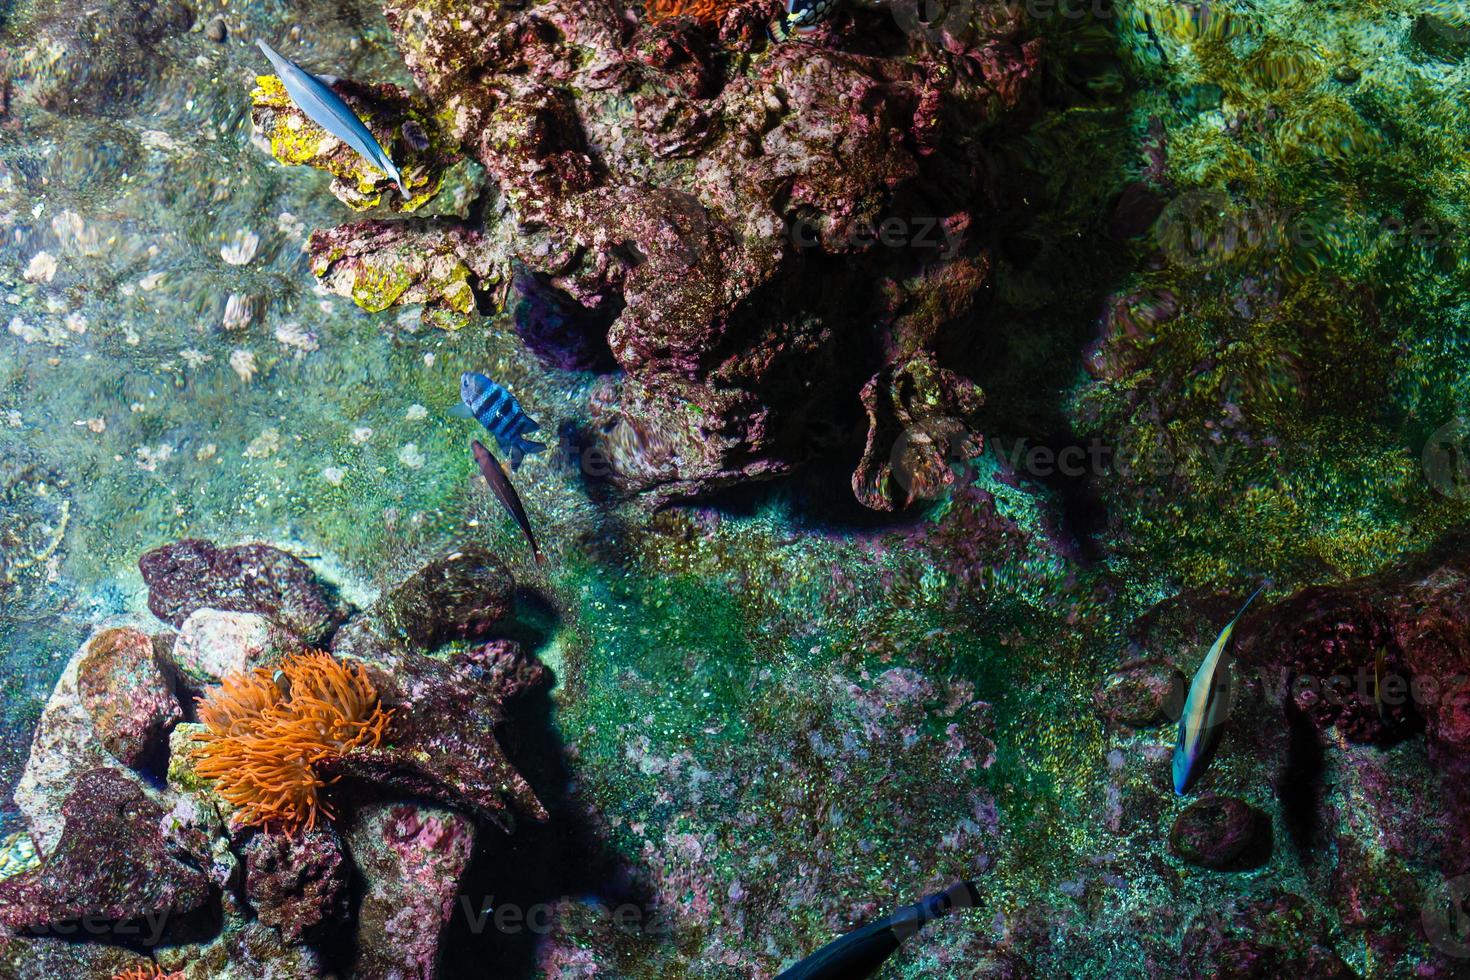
[1169,795,1272,871]
[0,768,212,934]
[138,539,345,644]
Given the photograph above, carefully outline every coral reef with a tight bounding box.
[255,0,1042,508]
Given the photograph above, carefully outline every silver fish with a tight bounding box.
[255,38,408,198]
[1172,586,1263,795]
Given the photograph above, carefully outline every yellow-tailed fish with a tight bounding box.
[1172,585,1263,795]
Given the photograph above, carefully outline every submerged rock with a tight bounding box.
[242,827,349,943]
[169,608,302,688]
[289,0,1040,508]
[334,542,515,655]
[15,629,165,854]
[0,937,152,980]
[852,353,986,512]
[1168,795,1272,871]
[345,802,476,980]
[75,626,180,767]
[251,71,458,212]
[0,768,211,934]
[138,539,346,645]
[308,219,502,329]
[1095,659,1185,729]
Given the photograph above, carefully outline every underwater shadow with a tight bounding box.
[955,6,1152,563]
[1276,690,1327,862]
[438,678,657,979]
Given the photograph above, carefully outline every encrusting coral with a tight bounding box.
[192,651,393,832]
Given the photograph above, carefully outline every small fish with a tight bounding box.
[472,439,544,564]
[1172,585,1263,796]
[768,0,838,40]
[776,881,980,980]
[454,372,546,470]
[255,38,409,198]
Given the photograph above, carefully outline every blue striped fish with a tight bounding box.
[455,372,546,470]
[768,0,838,40]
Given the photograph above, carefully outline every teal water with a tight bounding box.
[2,0,1470,975]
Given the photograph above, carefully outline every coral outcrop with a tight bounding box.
[0,537,548,977]
[254,0,1042,508]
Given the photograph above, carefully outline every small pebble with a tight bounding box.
[1333,65,1360,84]
[205,16,227,42]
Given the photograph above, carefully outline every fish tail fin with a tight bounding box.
[520,437,547,455]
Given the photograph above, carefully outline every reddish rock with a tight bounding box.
[852,352,986,512]
[329,545,545,830]
[138,539,346,644]
[346,802,476,980]
[0,768,212,935]
[458,638,549,701]
[1240,546,1470,749]
[1168,795,1272,871]
[1095,659,1185,729]
[75,627,180,767]
[332,543,514,656]
[308,0,1045,508]
[243,828,349,943]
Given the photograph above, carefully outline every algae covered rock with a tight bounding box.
[14,628,165,854]
[345,802,476,980]
[251,70,459,213]
[0,768,212,935]
[853,352,986,512]
[308,218,501,329]
[242,827,349,943]
[1168,795,1272,871]
[75,626,180,767]
[138,539,346,645]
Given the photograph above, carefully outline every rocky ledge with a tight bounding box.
[0,538,548,979]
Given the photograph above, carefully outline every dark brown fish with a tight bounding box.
[471,439,544,564]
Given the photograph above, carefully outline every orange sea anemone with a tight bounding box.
[112,965,185,980]
[192,651,393,832]
[645,0,737,22]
